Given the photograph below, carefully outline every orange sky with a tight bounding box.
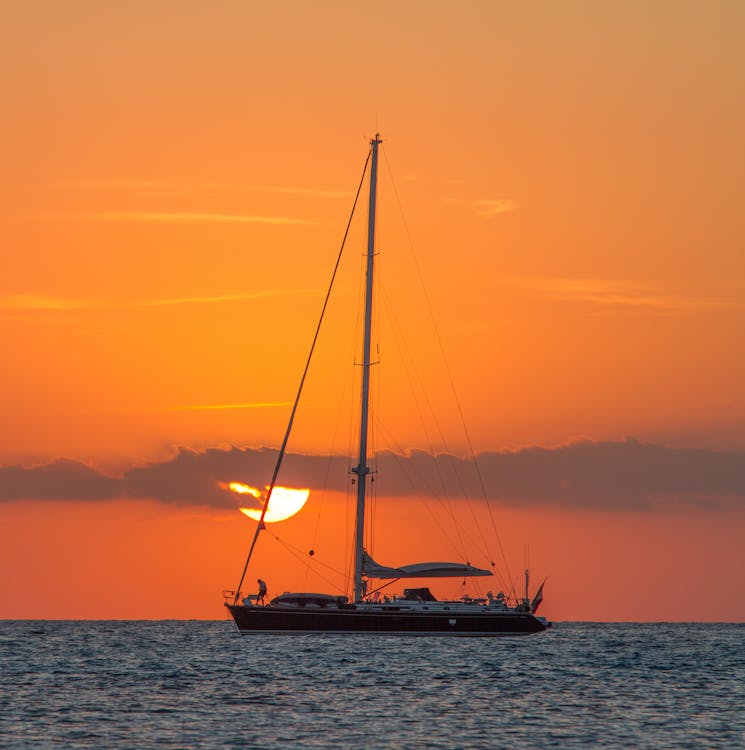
[1,1,744,620]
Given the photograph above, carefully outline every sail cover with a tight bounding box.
[362,552,492,579]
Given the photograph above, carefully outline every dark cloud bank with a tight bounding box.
[2,439,744,511]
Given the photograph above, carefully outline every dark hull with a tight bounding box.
[226,604,547,636]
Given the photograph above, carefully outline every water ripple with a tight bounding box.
[0,621,743,749]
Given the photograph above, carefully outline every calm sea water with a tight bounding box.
[1,621,742,749]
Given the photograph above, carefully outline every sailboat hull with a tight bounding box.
[226,604,548,636]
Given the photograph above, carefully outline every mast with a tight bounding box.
[352,133,381,602]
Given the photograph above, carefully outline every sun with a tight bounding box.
[230,483,310,523]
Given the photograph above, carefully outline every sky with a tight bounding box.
[1,1,744,621]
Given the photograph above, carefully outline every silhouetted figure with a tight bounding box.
[256,578,267,606]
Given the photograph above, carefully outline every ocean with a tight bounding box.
[1,621,742,749]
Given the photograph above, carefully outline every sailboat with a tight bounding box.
[225,135,550,636]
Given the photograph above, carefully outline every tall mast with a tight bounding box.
[352,133,381,602]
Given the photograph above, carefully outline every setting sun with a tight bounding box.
[236,485,310,523]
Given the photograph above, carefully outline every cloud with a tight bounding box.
[154,402,293,412]
[514,277,745,314]
[0,459,121,502]
[48,179,349,199]
[446,198,518,218]
[0,289,317,312]
[0,294,107,311]
[60,402,295,417]
[33,212,315,225]
[134,290,318,307]
[1,440,743,511]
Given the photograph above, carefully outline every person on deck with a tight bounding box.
[256,579,267,606]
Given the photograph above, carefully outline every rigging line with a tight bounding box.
[379,286,473,559]
[270,535,347,594]
[376,422,489,568]
[367,471,376,555]
[267,530,347,578]
[369,240,384,556]
[304,418,348,592]
[232,147,373,604]
[376,421,477,565]
[382,148,517,601]
[364,579,398,598]
[307,313,360,560]
[344,244,367,596]
[375,191,495,569]
[507,571,525,607]
[344,474,352,596]
[378,275,503,578]
[384,284,495,564]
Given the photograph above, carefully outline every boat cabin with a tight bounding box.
[402,587,437,602]
[270,592,349,609]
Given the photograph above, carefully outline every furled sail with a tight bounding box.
[362,552,492,579]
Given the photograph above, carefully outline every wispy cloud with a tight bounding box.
[514,277,745,314]
[57,402,295,417]
[32,211,315,225]
[445,198,518,219]
[136,290,318,307]
[0,289,317,312]
[47,179,349,199]
[155,402,293,412]
[0,294,106,311]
